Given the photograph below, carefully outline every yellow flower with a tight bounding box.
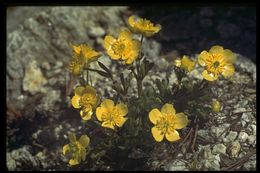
[71,85,100,121]
[174,55,195,72]
[149,103,189,142]
[198,45,236,81]
[212,100,221,113]
[96,99,128,130]
[72,44,101,64]
[69,54,86,75]
[103,28,140,64]
[63,133,90,166]
[128,15,161,37]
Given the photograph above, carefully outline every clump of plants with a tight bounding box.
[62,15,236,169]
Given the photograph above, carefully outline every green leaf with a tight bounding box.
[98,61,113,79]
[88,68,111,78]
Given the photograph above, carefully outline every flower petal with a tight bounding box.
[96,107,104,121]
[107,49,121,60]
[68,133,77,143]
[79,135,90,147]
[103,35,116,50]
[128,15,137,27]
[116,103,128,117]
[73,45,81,55]
[84,85,96,96]
[161,103,176,116]
[119,28,132,40]
[198,51,209,66]
[223,49,236,64]
[71,95,81,109]
[202,70,218,81]
[174,113,189,129]
[209,45,224,54]
[102,121,115,130]
[165,129,180,142]
[149,108,162,124]
[69,158,79,166]
[115,117,127,127]
[151,126,164,142]
[101,99,114,111]
[80,108,93,121]
[221,64,235,77]
[74,86,86,96]
[63,144,70,155]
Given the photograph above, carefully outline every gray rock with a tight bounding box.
[243,159,256,171]
[238,131,249,143]
[23,60,47,95]
[164,159,189,171]
[223,131,238,143]
[212,144,227,155]
[247,135,256,146]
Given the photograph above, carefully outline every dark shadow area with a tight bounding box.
[130,6,256,63]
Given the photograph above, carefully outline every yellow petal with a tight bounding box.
[101,99,114,111]
[198,51,209,66]
[68,133,77,143]
[80,149,86,161]
[116,103,128,117]
[96,107,104,121]
[174,113,189,129]
[71,95,81,109]
[221,64,235,77]
[69,158,79,166]
[209,45,224,54]
[84,85,97,96]
[223,49,236,64]
[107,48,121,60]
[151,126,164,142]
[128,15,136,27]
[79,135,90,147]
[149,108,162,124]
[114,117,127,127]
[165,129,180,142]
[161,103,176,116]
[74,86,85,96]
[73,45,81,55]
[63,144,70,155]
[103,35,116,50]
[202,70,218,81]
[102,121,115,130]
[174,59,182,67]
[80,108,93,121]
[119,28,132,40]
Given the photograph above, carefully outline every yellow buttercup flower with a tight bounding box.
[72,44,101,64]
[174,55,195,72]
[71,85,100,121]
[128,15,161,37]
[198,45,236,81]
[149,103,189,142]
[212,100,221,113]
[63,133,90,166]
[103,28,140,64]
[69,54,86,75]
[96,99,128,130]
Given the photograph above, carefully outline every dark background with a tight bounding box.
[132,6,256,63]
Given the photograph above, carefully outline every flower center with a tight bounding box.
[79,93,96,108]
[213,61,220,68]
[112,40,126,55]
[157,117,170,134]
[139,19,153,28]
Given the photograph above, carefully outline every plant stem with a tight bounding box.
[136,35,144,98]
[86,68,89,85]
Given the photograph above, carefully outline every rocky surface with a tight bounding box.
[6,7,256,171]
